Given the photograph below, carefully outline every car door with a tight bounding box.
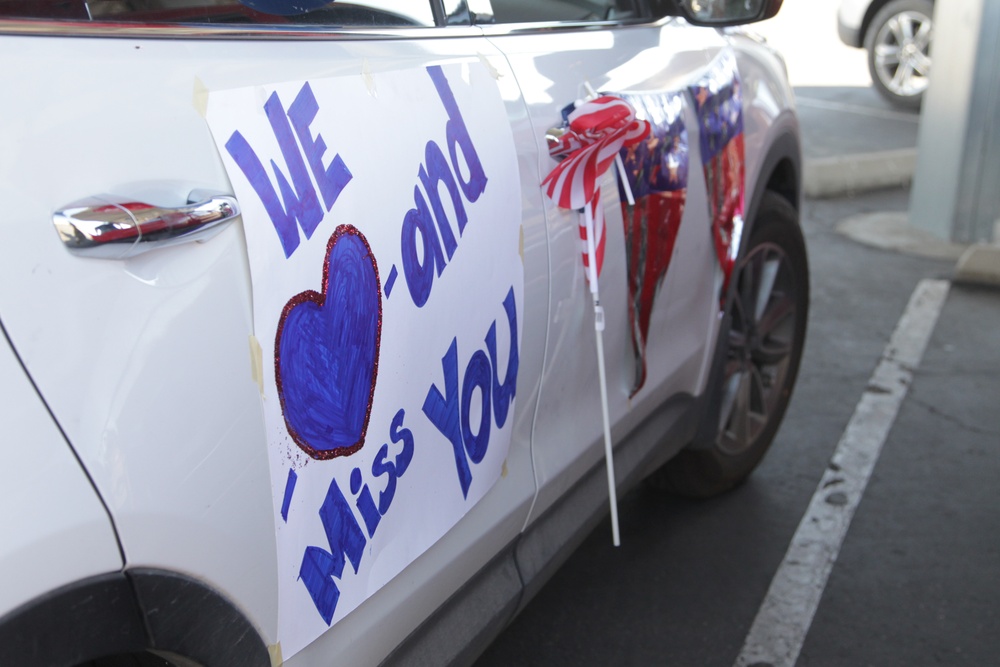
[0,3,547,664]
[481,3,738,524]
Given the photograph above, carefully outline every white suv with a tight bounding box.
[0,1,805,665]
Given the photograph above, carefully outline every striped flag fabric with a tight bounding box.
[543,95,650,282]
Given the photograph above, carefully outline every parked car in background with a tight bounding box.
[838,0,934,108]
[0,1,805,665]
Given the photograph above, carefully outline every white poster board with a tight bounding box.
[205,61,523,658]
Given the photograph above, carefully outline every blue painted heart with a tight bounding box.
[275,225,382,460]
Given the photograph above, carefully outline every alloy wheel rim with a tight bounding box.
[874,10,932,98]
[716,242,798,457]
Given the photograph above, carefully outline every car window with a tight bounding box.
[486,0,639,24]
[0,0,436,27]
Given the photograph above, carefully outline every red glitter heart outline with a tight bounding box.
[274,224,382,460]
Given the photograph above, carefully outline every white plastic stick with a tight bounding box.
[584,203,620,547]
[617,156,635,206]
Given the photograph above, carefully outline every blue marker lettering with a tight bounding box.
[423,290,520,495]
[371,408,416,515]
[427,65,488,203]
[262,90,324,249]
[401,186,445,308]
[371,444,398,516]
[422,339,472,497]
[288,82,353,212]
[225,131,304,257]
[298,478,366,625]
[419,140,466,259]
[461,350,492,465]
[350,467,382,538]
[399,66,490,308]
[486,287,519,429]
[389,408,415,477]
[226,83,352,258]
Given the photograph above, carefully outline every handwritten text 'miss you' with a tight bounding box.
[223,65,519,624]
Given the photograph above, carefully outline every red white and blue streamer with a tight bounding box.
[542,95,651,286]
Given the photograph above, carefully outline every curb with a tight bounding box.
[804,148,917,199]
[836,212,1000,287]
[835,212,966,261]
[955,244,1000,286]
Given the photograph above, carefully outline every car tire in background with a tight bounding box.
[865,0,933,109]
[653,191,809,498]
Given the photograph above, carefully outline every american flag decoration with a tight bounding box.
[689,50,746,301]
[543,95,651,287]
[542,92,650,547]
[617,91,689,397]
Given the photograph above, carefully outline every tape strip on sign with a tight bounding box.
[734,279,950,667]
[204,62,523,659]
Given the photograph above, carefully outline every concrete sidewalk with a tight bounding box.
[789,83,1000,286]
[796,85,920,200]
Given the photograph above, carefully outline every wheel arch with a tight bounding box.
[745,127,802,239]
[0,569,270,667]
[860,0,893,45]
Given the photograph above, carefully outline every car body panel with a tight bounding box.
[0,327,123,617]
[0,4,800,665]
[0,27,546,663]
[727,29,800,211]
[838,0,872,46]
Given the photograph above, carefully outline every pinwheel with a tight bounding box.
[542,92,650,546]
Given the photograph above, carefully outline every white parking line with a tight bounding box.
[734,279,950,667]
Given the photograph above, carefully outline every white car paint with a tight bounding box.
[0,5,799,665]
[839,0,872,43]
[0,330,123,614]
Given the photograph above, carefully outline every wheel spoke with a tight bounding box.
[749,365,770,424]
[717,367,743,435]
[724,364,768,448]
[875,43,901,67]
[914,21,932,49]
[887,16,906,44]
[740,251,760,318]
[891,62,913,93]
[734,367,753,443]
[753,255,780,323]
[899,15,915,42]
[756,289,794,338]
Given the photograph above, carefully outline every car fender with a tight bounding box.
[0,324,123,622]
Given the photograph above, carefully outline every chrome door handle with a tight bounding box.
[53,190,240,259]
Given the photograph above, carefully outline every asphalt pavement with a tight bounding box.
[474,49,1000,667]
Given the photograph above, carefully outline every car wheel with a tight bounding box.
[653,191,808,498]
[864,0,933,109]
[84,652,179,666]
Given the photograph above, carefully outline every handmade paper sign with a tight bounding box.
[205,62,522,658]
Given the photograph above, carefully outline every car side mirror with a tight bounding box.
[658,0,783,26]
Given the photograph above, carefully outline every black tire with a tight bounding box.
[864,0,933,109]
[654,191,808,497]
[83,651,178,667]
